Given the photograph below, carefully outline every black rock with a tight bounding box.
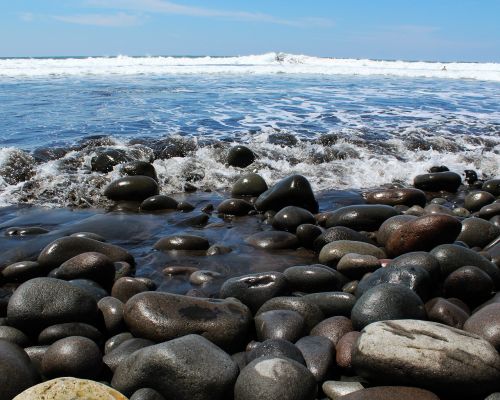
[295,335,335,382]
[217,198,254,216]
[313,226,372,251]
[464,191,495,212]
[121,161,158,181]
[232,173,268,196]
[389,251,441,282]
[104,176,159,202]
[0,326,31,347]
[302,292,356,317]
[414,171,462,192]
[295,224,322,248]
[284,264,348,292]
[245,231,299,250]
[227,145,255,168]
[324,205,398,232]
[483,179,500,196]
[140,195,178,211]
[254,310,305,342]
[111,277,150,303]
[103,337,154,372]
[91,149,130,173]
[130,388,166,400]
[1,260,46,283]
[246,339,306,365]
[153,235,210,251]
[98,296,125,334]
[272,206,316,233]
[38,322,102,345]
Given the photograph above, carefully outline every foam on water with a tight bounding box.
[1,53,500,81]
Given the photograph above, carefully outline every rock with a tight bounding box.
[385,214,461,257]
[0,149,34,185]
[189,270,222,285]
[322,381,364,399]
[335,386,439,400]
[124,292,251,350]
[112,334,238,400]
[464,303,500,350]
[232,173,268,196]
[310,316,353,347]
[414,171,462,192]
[256,296,324,331]
[255,310,305,342]
[98,296,125,334]
[130,388,165,400]
[1,261,45,283]
[234,356,317,400]
[335,331,360,369]
[177,201,195,212]
[38,323,102,345]
[111,277,152,303]
[443,265,494,307]
[295,224,322,248]
[121,161,158,181]
[365,188,426,207]
[91,149,130,173]
[376,215,417,246]
[389,251,441,282]
[272,206,316,233]
[351,283,426,330]
[483,179,500,196]
[206,245,232,256]
[104,176,159,202]
[69,279,108,301]
[0,326,30,347]
[7,278,98,332]
[140,195,178,211]
[217,199,254,216]
[103,338,154,372]
[5,226,49,236]
[220,272,289,313]
[336,254,380,280]
[37,236,134,268]
[319,241,385,267]
[227,145,255,168]
[13,377,127,400]
[302,292,356,317]
[458,217,500,248]
[254,175,319,213]
[153,235,210,251]
[105,332,133,354]
[246,339,306,365]
[314,227,372,252]
[245,231,299,250]
[324,205,398,232]
[479,203,500,220]
[296,336,335,382]
[284,264,347,293]
[51,252,116,289]
[23,345,48,374]
[70,231,106,241]
[464,191,496,212]
[425,297,469,329]
[42,336,102,379]
[424,203,454,215]
[352,319,500,396]
[0,340,39,399]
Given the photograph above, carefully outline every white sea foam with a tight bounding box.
[1,53,499,81]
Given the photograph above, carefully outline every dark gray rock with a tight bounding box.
[0,326,30,347]
[104,176,159,202]
[105,332,133,354]
[98,296,125,334]
[335,331,360,370]
[246,339,306,365]
[365,188,426,207]
[335,386,439,400]
[130,388,166,400]
[217,198,254,216]
[443,265,494,307]
[153,234,210,251]
[70,232,106,241]
[284,264,347,292]
[295,224,322,248]
[91,149,130,173]
[458,217,500,248]
[295,335,335,382]
[231,173,267,196]
[121,161,158,181]
[255,310,305,342]
[5,226,49,236]
[425,297,469,329]
[479,202,500,220]
[0,260,45,283]
[38,322,102,345]
[245,231,299,250]
[319,240,385,267]
[376,215,417,246]
[464,191,496,212]
[314,226,372,251]
[140,195,178,211]
[112,334,239,400]
[336,254,380,280]
[302,292,356,317]
[111,277,150,303]
[272,206,315,233]
[389,251,441,282]
[310,316,353,347]
[483,179,500,196]
[103,338,154,372]
[324,205,398,232]
[69,279,108,301]
[464,303,500,351]
[414,171,462,192]
[227,145,255,168]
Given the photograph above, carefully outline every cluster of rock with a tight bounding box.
[1,146,500,399]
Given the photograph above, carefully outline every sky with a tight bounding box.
[1,0,499,62]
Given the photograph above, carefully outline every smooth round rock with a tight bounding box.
[335,386,439,400]
[189,270,222,285]
[232,173,268,196]
[310,316,353,347]
[217,198,254,216]
[351,283,426,330]
[42,336,102,379]
[284,264,347,292]
[254,174,319,213]
[38,322,102,345]
[245,231,299,250]
[0,340,39,399]
[314,226,372,251]
[479,203,500,220]
[91,149,130,173]
[272,206,316,233]
[153,235,210,251]
[70,232,106,241]
[483,179,500,196]
[425,297,469,329]
[322,381,364,399]
[376,215,417,246]
[112,334,238,400]
[37,236,134,268]
[464,303,500,350]
[98,296,125,334]
[458,217,500,249]
[414,171,462,192]
[105,332,133,354]
[0,326,30,347]
[255,310,305,342]
[389,251,441,282]
[111,278,151,303]
[234,356,317,400]
[325,205,399,232]
[464,191,496,212]
[130,388,165,400]
[365,188,426,207]
[319,240,385,267]
[302,292,356,317]
[335,331,360,370]
[69,279,108,301]
[140,195,177,211]
[122,161,158,181]
[246,339,306,365]
[227,145,255,168]
[295,224,322,248]
[5,226,49,236]
[295,335,335,382]
[336,253,380,280]
[103,338,154,372]
[124,292,251,350]
[7,277,98,332]
[104,176,159,202]
[424,203,454,215]
[352,319,500,396]
[220,272,288,313]
[1,261,45,283]
[385,214,461,257]
[444,265,494,306]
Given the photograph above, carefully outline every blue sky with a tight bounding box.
[1,0,499,61]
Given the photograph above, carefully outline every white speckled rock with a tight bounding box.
[13,377,128,400]
[322,381,364,399]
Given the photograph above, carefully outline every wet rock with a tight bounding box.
[0,149,34,184]
[284,264,347,292]
[352,319,500,396]
[42,336,102,379]
[335,386,439,400]
[112,334,238,400]
[319,240,385,267]
[464,303,500,350]
[336,254,380,280]
[351,283,426,330]
[0,340,39,399]
[103,338,154,372]
[295,224,322,248]
[177,201,195,212]
[111,277,150,303]
[156,136,197,159]
[91,149,130,173]
[206,244,232,256]
[217,198,254,216]
[0,326,30,347]
[443,265,494,307]
[464,191,496,212]
[325,205,398,232]
[220,272,289,313]
[14,377,128,400]
[246,231,299,250]
[234,356,317,400]
[424,203,454,215]
[1,260,45,282]
[322,381,364,399]
[479,202,500,220]
[255,175,319,213]
[425,297,469,329]
[255,310,305,342]
[314,226,372,251]
[105,332,133,354]
[268,131,298,147]
[310,316,353,347]
[414,171,462,192]
[296,335,334,382]
[365,188,426,207]
[7,277,98,332]
[483,179,500,196]
[98,296,125,334]
[38,323,102,345]
[376,215,417,246]
[189,270,222,285]
[227,145,255,168]
[121,161,158,181]
[246,339,306,365]
[104,176,159,202]
[302,292,356,317]
[272,206,315,233]
[124,292,251,350]
[70,232,106,241]
[458,217,500,248]
[130,388,165,400]
[38,236,134,268]
[69,279,108,301]
[140,195,178,211]
[5,226,49,236]
[385,214,461,257]
[232,173,268,196]
[23,345,48,374]
[153,234,210,251]
[336,331,360,369]
[389,251,441,282]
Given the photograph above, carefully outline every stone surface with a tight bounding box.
[1,261,45,283]
[365,188,426,207]
[246,339,306,365]
[483,179,500,196]
[376,215,417,246]
[464,303,500,351]
[457,217,500,249]
[389,251,441,282]
[284,264,347,292]
[0,326,31,347]
[231,173,268,196]
[295,336,335,382]
[217,198,254,216]
[13,377,127,400]
[464,191,496,212]
[227,145,255,168]
[314,226,372,251]
[245,231,299,250]
[130,388,165,400]
[335,386,440,400]
[153,235,210,251]
[413,171,462,192]
[124,292,251,350]
[121,160,158,181]
[38,322,102,345]
[325,205,398,232]
[310,316,353,347]
[112,334,238,400]
[103,338,154,372]
[352,319,500,396]
[255,310,305,342]
[322,381,364,399]
[111,277,150,303]
[335,331,360,370]
[425,297,469,329]
[443,265,494,306]
[272,206,316,233]
[104,176,159,202]
[98,296,125,334]
[336,254,380,280]
[140,195,178,211]
[318,240,385,267]
[302,292,356,317]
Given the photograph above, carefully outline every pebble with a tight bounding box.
[365,188,426,207]
[5,226,49,236]
[217,198,254,216]
[464,190,496,211]
[336,253,380,280]
[246,338,306,365]
[322,380,364,399]
[0,340,39,399]
[121,160,158,181]
[295,335,335,382]
[389,251,441,282]
[98,296,125,334]
[231,173,268,196]
[376,215,416,246]
[318,240,385,267]
[227,145,255,168]
[245,231,299,250]
[130,388,165,400]
[272,206,316,233]
[1,260,45,283]
[483,179,500,196]
[413,171,462,192]
[335,331,360,369]
[425,297,469,329]
[104,332,133,354]
[254,310,305,342]
[334,386,440,400]
[284,264,347,293]
[310,316,353,347]
[0,326,31,347]
[324,204,398,231]
[457,217,500,248]
[443,265,494,307]
[140,195,178,211]
[153,234,210,251]
[295,223,323,248]
[302,292,356,317]
[103,337,154,372]
[104,176,159,202]
[38,322,102,345]
[314,226,372,251]
[464,303,500,350]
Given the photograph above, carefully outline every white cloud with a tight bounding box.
[19,12,35,22]
[53,12,142,27]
